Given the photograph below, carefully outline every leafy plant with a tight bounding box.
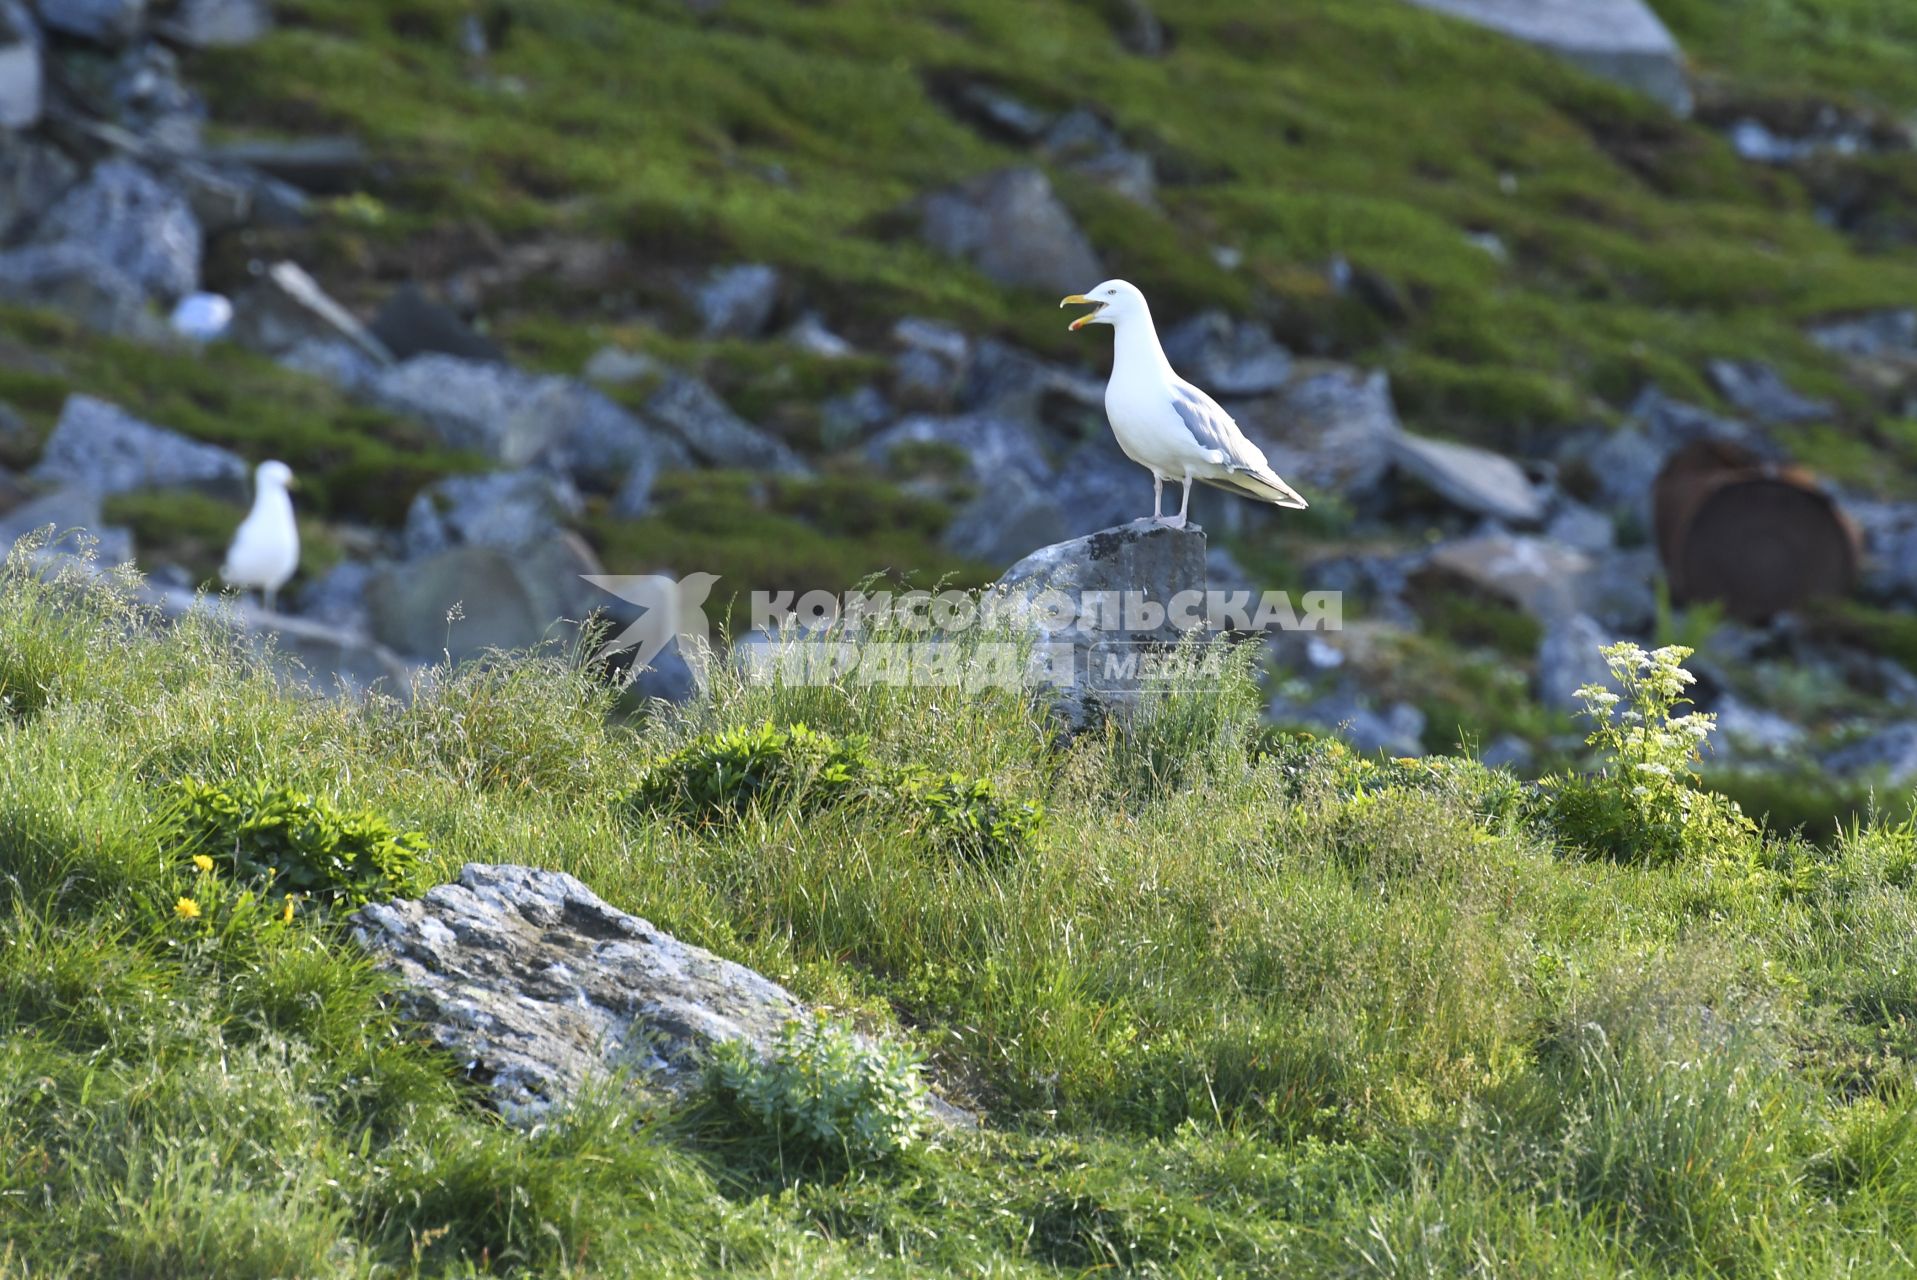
[899,771,1045,864]
[703,1016,929,1167]
[1539,643,1756,865]
[631,722,883,824]
[159,777,430,910]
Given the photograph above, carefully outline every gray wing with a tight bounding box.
[1169,381,1309,510]
[1170,382,1269,470]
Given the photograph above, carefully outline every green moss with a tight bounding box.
[586,469,989,623]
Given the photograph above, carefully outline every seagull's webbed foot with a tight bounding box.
[1155,513,1188,530]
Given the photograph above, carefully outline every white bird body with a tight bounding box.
[221,460,300,611]
[1063,280,1307,526]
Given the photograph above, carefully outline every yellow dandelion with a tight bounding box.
[280,896,296,924]
[174,897,201,921]
[191,854,214,873]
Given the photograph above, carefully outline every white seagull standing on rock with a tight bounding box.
[221,460,300,612]
[1062,279,1307,527]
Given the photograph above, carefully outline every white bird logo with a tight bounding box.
[580,572,720,688]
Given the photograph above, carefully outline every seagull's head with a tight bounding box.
[257,460,296,491]
[1060,279,1148,332]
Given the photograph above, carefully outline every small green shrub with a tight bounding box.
[703,1016,928,1166]
[899,771,1045,864]
[1538,643,1756,865]
[631,722,883,824]
[159,778,429,910]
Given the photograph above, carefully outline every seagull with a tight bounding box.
[221,460,300,612]
[1061,279,1307,528]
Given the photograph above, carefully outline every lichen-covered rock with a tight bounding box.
[1403,0,1690,114]
[351,863,973,1127]
[32,160,201,303]
[994,520,1212,732]
[920,167,1103,295]
[643,374,807,475]
[32,394,247,499]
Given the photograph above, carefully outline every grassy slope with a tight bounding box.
[5,552,1917,1275]
[195,0,1917,458]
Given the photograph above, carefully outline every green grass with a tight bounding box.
[5,544,1917,1274]
[183,0,1917,455]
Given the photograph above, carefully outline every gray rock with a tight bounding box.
[961,337,1101,417]
[164,0,271,46]
[784,312,853,359]
[1706,359,1830,425]
[0,242,161,338]
[0,485,132,563]
[1231,365,1398,500]
[32,159,201,302]
[33,394,247,499]
[369,283,504,363]
[1823,724,1917,787]
[0,135,77,241]
[1631,385,1769,454]
[1536,611,1618,713]
[1710,693,1806,759]
[994,520,1212,732]
[249,609,414,698]
[1160,310,1292,397]
[941,469,1068,569]
[893,347,960,409]
[229,261,392,365]
[868,412,1053,486]
[292,558,375,632]
[1041,108,1155,206]
[372,355,679,474]
[1847,499,1917,604]
[1480,734,1533,770]
[1573,546,1660,634]
[277,336,382,393]
[0,2,40,130]
[1546,501,1617,553]
[1108,0,1165,55]
[1419,533,1594,623]
[920,167,1102,295]
[36,0,144,45]
[351,863,968,1125]
[161,159,252,233]
[1580,426,1664,520]
[111,41,204,152]
[610,452,659,518]
[1808,310,1917,363]
[892,316,970,365]
[947,82,1052,142]
[818,384,890,450]
[1052,441,1152,535]
[1402,0,1691,114]
[366,533,604,662]
[401,469,581,558]
[582,345,664,386]
[1389,429,1546,525]
[644,375,806,475]
[692,263,779,339]
[1326,697,1427,758]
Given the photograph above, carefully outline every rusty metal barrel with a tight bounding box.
[1653,439,1859,622]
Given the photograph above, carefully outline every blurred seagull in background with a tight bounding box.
[221,460,300,612]
[1061,279,1307,527]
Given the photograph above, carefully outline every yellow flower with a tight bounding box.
[174,897,201,921]
[191,854,214,873]
[280,896,296,924]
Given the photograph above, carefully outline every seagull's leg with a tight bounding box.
[1161,475,1192,530]
[263,587,277,614]
[1152,473,1164,522]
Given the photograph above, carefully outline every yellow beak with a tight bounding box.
[1059,294,1096,331]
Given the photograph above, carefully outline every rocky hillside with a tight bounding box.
[6,0,1917,826]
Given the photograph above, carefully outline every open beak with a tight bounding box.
[1059,293,1104,332]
